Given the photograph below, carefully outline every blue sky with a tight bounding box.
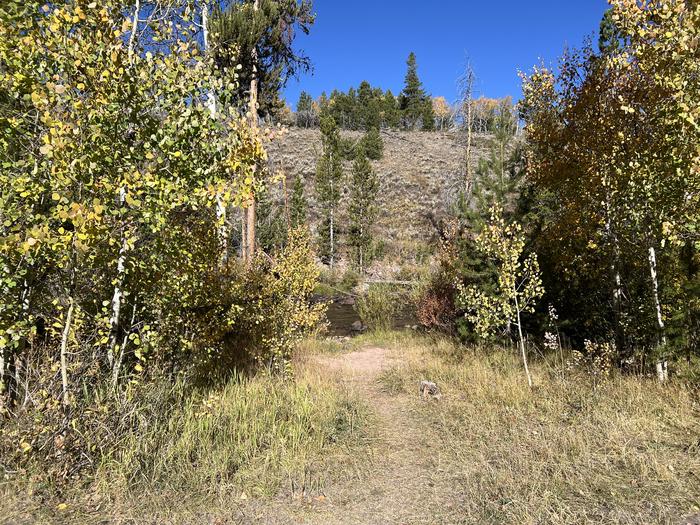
[283,0,610,108]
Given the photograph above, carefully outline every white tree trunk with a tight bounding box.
[112,303,136,387]
[107,236,127,368]
[245,0,260,263]
[513,291,533,388]
[107,186,128,369]
[202,2,217,118]
[60,297,75,407]
[359,221,364,274]
[648,244,668,383]
[128,0,140,63]
[330,208,335,269]
[246,204,255,262]
[241,216,247,261]
[216,194,228,264]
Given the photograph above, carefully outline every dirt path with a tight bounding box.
[259,346,459,525]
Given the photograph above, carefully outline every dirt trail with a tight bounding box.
[260,346,459,525]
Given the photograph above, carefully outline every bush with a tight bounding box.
[339,269,360,292]
[356,284,400,331]
[414,273,457,334]
[207,227,326,375]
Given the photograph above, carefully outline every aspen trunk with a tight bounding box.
[216,194,228,264]
[604,192,624,357]
[202,2,217,117]
[513,291,533,388]
[359,222,364,274]
[246,203,255,261]
[112,303,136,387]
[241,216,248,261]
[244,0,259,263]
[60,296,75,408]
[127,0,140,62]
[107,235,127,369]
[120,0,138,348]
[648,244,668,383]
[330,208,335,269]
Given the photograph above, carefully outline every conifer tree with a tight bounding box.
[296,90,315,127]
[474,98,520,209]
[421,100,436,131]
[315,114,343,267]
[360,127,384,160]
[290,174,308,228]
[256,187,286,254]
[399,52,430,130]
[211,0,315,119]
[382,90,401,129]
[348,148,379,274]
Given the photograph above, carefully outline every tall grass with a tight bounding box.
[99,371,365,500]
[377,333,700,524]
[2,360,368,523]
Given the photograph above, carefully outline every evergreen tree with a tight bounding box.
[296,90,315,127]
[211,0,315,119]
[382,90,400,129]
[357,80,382,130]
[360,127,384,160]
[290,174,308,228]
[421,100,436,131]
[474,98,520,210]
[317,91,330,114]
[399,52,430,130]
[315,114,344,267]
[256,187,287,254]
[348,148,379,274]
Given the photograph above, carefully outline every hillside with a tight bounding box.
[267,128,494,259]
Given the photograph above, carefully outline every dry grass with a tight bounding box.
[0,363,369,524]
[4,331,698,524]
[376,332,700,524]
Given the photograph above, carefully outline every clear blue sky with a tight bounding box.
[283,0,610,108]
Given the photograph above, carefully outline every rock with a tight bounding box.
[350,320,365,332]
[419,380,442,400]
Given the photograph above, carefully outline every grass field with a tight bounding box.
[2,331,699,524]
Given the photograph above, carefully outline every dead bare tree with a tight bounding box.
[457,61,477,196]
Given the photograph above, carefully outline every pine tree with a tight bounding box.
[296,90,315,127]
[382,90,400,129]
[421,99,435,131]
[474,98,520,210]
[290,173,308,228]
[348,148,379,274]
[256,187,287,254]
[399,52,430,130]
[360,127,384,160]
[211,0,315,119]
[315,114,344,267]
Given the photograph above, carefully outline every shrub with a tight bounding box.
[339,269,360,292]
[356,284,400,331]
[415,273,457,334]
[208,227,326,375]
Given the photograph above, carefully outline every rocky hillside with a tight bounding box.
[267,128,493,259]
